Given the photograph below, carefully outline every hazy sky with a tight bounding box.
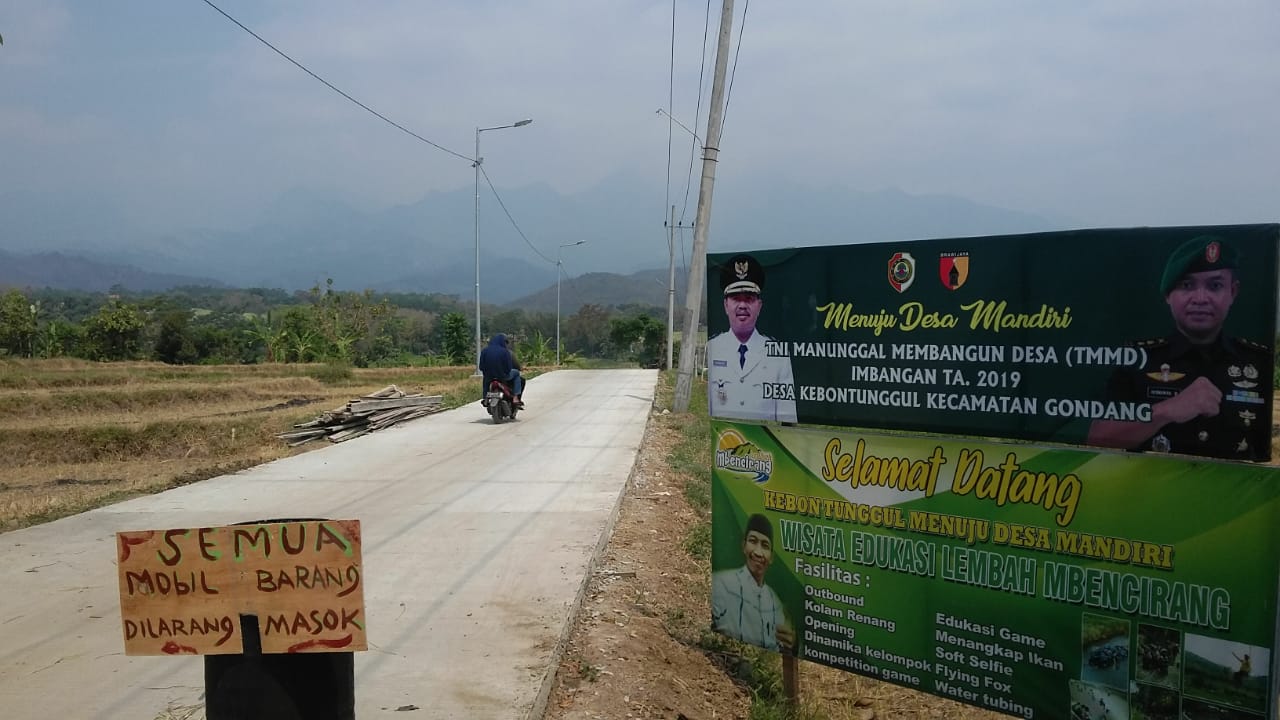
[3,1,1278,238]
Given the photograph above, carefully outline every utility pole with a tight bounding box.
[673,0,735,412]
[664,206,693,371]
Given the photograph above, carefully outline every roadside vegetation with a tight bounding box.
[0,280,670,369]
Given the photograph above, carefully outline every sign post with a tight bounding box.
[117,519,366,719]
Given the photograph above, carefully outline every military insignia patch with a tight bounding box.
[1227,389,1265,405]
[1145,363,1185,382]
[888,252,916,293]
[938,252,970,290]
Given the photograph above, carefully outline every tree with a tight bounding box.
[82,301,146,361]
[245,313,286,363]
[0,290,37,357]
[279,306,320,362]
[439,312,471,365]
[306,279,393,365]
[564,304,612,357]
[42,319,83,358]
[153,310,199,364]
[515,331,553,365]
[609,314,665,366]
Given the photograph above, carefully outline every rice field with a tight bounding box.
[0,359,483,533]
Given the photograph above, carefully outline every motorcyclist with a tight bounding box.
[479,333,524,406]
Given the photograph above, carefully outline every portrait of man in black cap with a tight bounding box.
[711,513,794,653]
[706,253,797,422]
[1087,235,1272,460]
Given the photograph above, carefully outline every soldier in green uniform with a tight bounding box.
[1087,235,1272,461]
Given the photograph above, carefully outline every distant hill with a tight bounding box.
[0,250,225,293]
[0,178,1065,300]
[507,268,691,315]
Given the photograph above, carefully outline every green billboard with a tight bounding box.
[706,224,1278,462]
[711,420,1280,720]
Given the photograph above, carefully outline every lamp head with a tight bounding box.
[514,119,533,127]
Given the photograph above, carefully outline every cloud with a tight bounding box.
[1,0,1277,239]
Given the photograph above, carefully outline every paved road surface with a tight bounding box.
[0,369,657,719]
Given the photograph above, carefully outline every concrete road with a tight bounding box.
[0,369,657,719]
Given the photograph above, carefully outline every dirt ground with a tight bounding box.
[542,402,1018,720]
[544,404,752,720]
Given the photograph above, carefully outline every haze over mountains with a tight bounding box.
[0,176,1067,304]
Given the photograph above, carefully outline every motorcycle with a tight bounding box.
[481,379,521,423]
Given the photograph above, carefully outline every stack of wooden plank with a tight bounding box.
[278,385,444,446]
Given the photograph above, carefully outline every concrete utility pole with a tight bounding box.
[673,0,735,412]
[664,205,693,371]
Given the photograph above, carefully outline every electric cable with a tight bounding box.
[199,0,473,164]
[479,165,554,265]
[719,0,750,140]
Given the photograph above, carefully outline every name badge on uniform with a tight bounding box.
[713,360,728,367]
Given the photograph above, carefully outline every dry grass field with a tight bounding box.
[0,358,483,533]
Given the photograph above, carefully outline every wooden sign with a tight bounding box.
[117,520,366,656]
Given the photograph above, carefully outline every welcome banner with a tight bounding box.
[710,421,1280,720]
[705,224,1279,462]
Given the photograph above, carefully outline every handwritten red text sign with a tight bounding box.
[117,519,366,656]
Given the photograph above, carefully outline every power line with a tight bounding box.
[199,0,473,164]
[479,165,554,266]
[678,0,715,228]
[665,0,677,226]
[719,0,750,139]
[201,1,557,272]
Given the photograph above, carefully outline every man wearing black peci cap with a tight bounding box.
[706,253,797,422]
[711,513,794,652]
[1087,235,1272,460]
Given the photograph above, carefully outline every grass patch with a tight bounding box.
[576,658,600,682]
[683,522,712,559]
[653,370,825,719]
[306,361,354,384]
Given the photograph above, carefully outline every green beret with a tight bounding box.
[1160,235,1238,295]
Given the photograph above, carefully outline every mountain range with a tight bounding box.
[0,176,1068,304]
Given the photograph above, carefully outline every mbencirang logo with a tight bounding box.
[715,429,774,483]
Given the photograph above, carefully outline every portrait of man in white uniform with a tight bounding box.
[707,253,797,422]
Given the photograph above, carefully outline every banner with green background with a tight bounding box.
[711,420,1280,720]
[706,224,1279,461]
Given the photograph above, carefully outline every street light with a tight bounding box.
[556,240,586,365]
[474,117,533,370]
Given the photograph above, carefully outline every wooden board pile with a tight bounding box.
[278,385,444,446]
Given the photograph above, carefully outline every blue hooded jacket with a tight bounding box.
[479,333,519,391]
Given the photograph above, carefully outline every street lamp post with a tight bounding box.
[474,118,533,371]
[556,240,586,365]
